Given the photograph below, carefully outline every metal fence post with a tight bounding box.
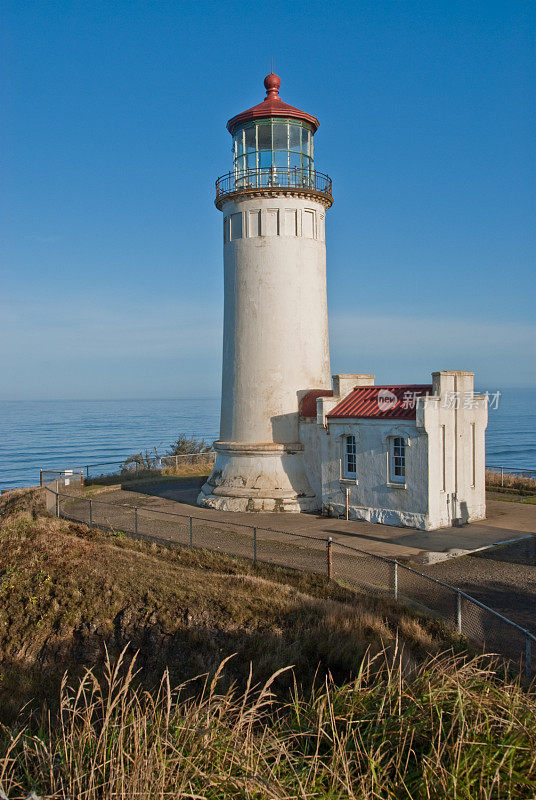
[526,633,532,678]
[393,559,398,601]
[501,467,504,486]
[327,537,333,579]
[134,507,138,536]
[189,516,193,548]
[40,469,43,487]
[89,499,92,527]
[456,591,462,634]
[253,527,257,564]
[55,493,59,518]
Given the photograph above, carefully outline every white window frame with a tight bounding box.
[389,436,406,484]
[343,434,357,479]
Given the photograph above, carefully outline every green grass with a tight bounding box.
[487,490,536,505]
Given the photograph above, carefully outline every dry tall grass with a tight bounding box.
[486,471,536,493]
[0,646,534,799]
[83,456,214,486]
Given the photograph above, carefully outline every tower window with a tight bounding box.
[389,437,406,483]
[343,435,357,479]
[285,209,297,236]
[265,209,279,236]
[303,209,315,238]
[230,213,242,240]
[248,210,261,237]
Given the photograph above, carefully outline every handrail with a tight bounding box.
[215,167,332,201]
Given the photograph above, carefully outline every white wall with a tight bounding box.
[219,195,331,445]
[422,371,487,527]
[314,370,488,530]
[320,418,430,528]
[199,192,332,513]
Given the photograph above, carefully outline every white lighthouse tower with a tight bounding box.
[198,73,333,512]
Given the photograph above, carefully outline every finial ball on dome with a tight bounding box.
[264,73,281,96]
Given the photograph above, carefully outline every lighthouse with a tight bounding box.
[198,73,334,512]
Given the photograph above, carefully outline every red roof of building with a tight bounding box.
[327,385,433,421]
[227,73,319,135]
[300,389,334,418]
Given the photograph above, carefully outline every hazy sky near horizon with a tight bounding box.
[2,0,535,400]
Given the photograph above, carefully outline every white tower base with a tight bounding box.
[197,441,318,512]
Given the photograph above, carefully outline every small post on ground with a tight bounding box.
[253,527,257,564]
[501,467,504,487]
[55,493,59,518]
[526,633,532,678]
[456,590,462,634]
[89,499,92,527]
[189,516,193,548]
[40,469,43,487]
[327,537,333,579]
[134,507,138,536]
[345,488,349,521]
[393,559,398,601]
[79,471,84,487]
[175,455,179,470]
[86,465,89,479]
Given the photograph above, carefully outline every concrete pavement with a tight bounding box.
[90,477,536,562]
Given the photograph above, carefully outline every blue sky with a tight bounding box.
[2,0,534,399]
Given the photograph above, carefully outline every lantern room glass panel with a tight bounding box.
[232,119,315,185]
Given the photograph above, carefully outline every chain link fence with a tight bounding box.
[40,452,216,488]
[43,483,535,677]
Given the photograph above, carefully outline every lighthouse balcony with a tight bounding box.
[215,167,333,207]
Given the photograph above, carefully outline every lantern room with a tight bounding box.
[218,73,331,196]
[231,118,314,174]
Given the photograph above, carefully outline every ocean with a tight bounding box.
[0,388,534,492]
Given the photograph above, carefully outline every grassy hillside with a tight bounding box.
[0,488,534,798]
[0,487,458,717]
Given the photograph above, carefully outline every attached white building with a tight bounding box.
[300,370,488,530]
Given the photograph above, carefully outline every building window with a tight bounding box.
[343,435,357,478]
[389,437,406,483]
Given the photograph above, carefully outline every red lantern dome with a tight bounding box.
[227,73,319,135]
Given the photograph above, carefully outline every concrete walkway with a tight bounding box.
[92,478,536,562]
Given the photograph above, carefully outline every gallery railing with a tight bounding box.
[215,168,332,200]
